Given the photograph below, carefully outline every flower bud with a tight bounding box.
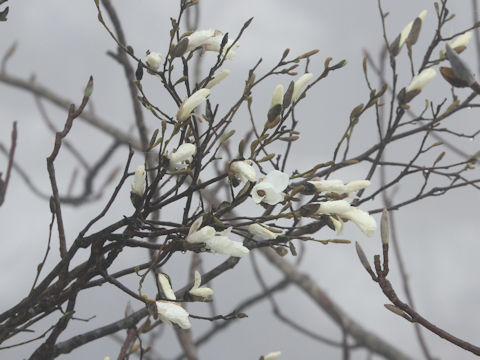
[145,52,162,71]
[292,73,313,101]
[176,89,210,121]
[205,69,231,89]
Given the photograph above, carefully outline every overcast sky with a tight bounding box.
[1,1,480,359]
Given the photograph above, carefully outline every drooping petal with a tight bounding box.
[189,271,214,297]
[341,208,377,237]
[156,301,191,329]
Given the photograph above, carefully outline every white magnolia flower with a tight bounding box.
[206,69,231,89]
[187,223,249,258]
[168,143,196,169]
[309,179,370,198]
[344,180,371,193]
[189,271,214,298]
[252,170,289,205]
[188,225,216,244]
[248,223,279,239]
[405,68,436,93]
[158,273,176,300]
[186,29,238,59]
[187,29,218,50]
[263,351,282,360]
[145,51,162,71]
[230,160,256,183]
[176,88,210,121]
[156,301,191,329]
[270,84,284,109]
[315,200,377,237]
[341,208,377,237]
[450,31,473,52]
[399,10,427,48]
[131,165,146,196]
[292,73,313,101]
[205,227,249,257]
[315,200,352,215]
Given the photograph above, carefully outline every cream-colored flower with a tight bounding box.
[231,160,256,183]
[206,69,231,89]
[263,351,282,360]
[270,84,284,109]
[187,223,249,257]
[309,179,370,197]
[405,68,436,93]
[252,170,289,205]
[168,143,196,169]
[206,227,249,257]
[131,165,146,197]
[248,223,279,239]
[399,10,427,48]
[341,208,377,237]
[314,200,377,237]
[145,51,162,71]
[187,29,218,50]
[186,29,238,59]
[189,271,214,298]
[292,73,313,101]
[451,31,473,52]
[158,273,176,300]
[155,301,191,329]
[344,180,371,193]
[176,88,210,121]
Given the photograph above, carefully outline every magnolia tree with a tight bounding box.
[1,0,480,359]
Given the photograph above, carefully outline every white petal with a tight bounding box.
[176,89,210,121]
[145,52,162,70]
[168,143,196,166]
[189,287,214,297]
[264,351,282,360]
[270,84,284,109]
[231,160,257,182]
[263,170,289,192]
[252,182,284,205]
[315,200,351,215]
[292,73,313,101]
[345,180,371,192]
[131,165,146,196]
[206,69,231,89]
[158,273,176,300]
[399,10,427,48]
[248,223,278,239]
[405,68,436,93]
[308,179,345,193]
[451,31,473,50]
[188,226,215,244]
[191,270,201,290]
[205,236,249,257]
[188,216,204,237]
[330,216,344,235]
[341,208,377,237]
[186,29,217,50]
[156,301,191,329]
